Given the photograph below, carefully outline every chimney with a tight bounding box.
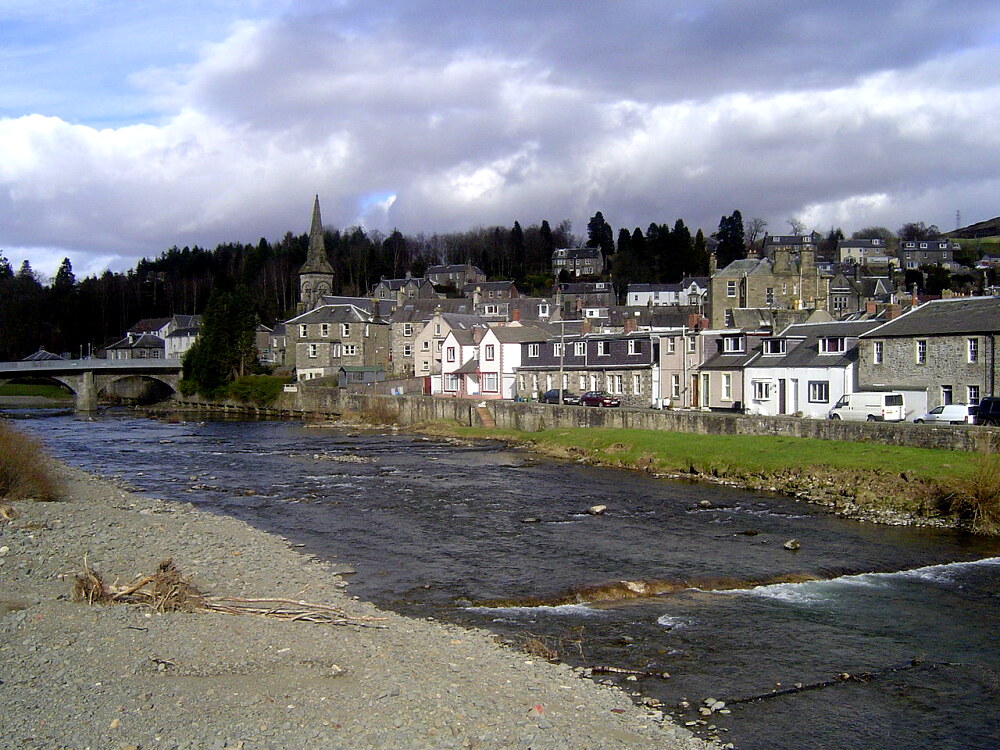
[624,316,638,334]
[885,303,902,320]
[512,307,521,322]
[865,301,877,315]
[687,313,701,330]
[581,318,592,334]
[709,252,718,275]
[473,286,482,306]
[473,326,486,344]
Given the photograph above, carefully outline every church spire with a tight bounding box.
[300,194,334,274]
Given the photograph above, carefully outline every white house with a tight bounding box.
[439,324,551,399]
[741,320,881,418]
[626,277,708,307]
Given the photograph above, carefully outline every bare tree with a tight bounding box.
[745,217,768,246]
[786,217,806,234]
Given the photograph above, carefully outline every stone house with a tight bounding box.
[388,298,477,377]
[551,248,605,278]
[474,296,558,325]
[462,280,520,300]
[425,263,486,289]
[899,240,961,271]
[514,327,659,407]
[370,274,437,303]
[708,247,826,328]
[857,296,1000,413]
[555,282,617,318]
[285,304,390,381]
[741,320,881,419]
[837,238,896,267]
[440,324,552,400]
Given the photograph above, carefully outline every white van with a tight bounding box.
[828,392,905,422]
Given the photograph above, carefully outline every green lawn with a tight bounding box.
[442,425,978,484]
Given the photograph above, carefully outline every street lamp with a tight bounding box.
[558,317,565,404]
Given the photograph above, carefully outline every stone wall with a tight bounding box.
[175,389,1000,453]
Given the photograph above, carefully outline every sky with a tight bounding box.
[3,0,1000,280]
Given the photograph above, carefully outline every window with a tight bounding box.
[562,374,569,389]
[307,343,318,359]
[969,338,980,363]
[538,304,550,317]
[727,280,737,297]
[320,323,329,337]
[527,344,540,358]
[532,374,539,391]
[873,341,883,364]
[941,385,953,405]
[968,385,980,404]
[434,323,441,336]
[722,373,732,401]
[484,304,499,315]
[916,340,927,364]
[342,323,351,337]
[553,342,564,357]
[598,340,610,356]
[687,336,697,353]
[446,346,456,363]
[421,340,430,351]
[763,339,786,355]
[667,337,676,354]
[331,343,342,358]
[724,310,734,327]
[808,381,830,403]
[485,344,495,361]
[402,344,412,357]
[633,374,642,394]
[628,339,641,355]
[765,287,775,306]
[722,337,745,353]
[752,381,772,400]
[483,373,499,392]
[343,344,357,356]
[819,337,846,354]
[574,342,585,356]
[421,360,430,371]
[444,374,459,392]
[671,374,681,399]
[403,323,413,337]
[299,324,307,338]
[579,375,587,391]
[585,308,601,318]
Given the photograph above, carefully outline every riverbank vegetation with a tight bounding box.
[0,421,60,501]
[0,383,72,400]
[418,422,995,531]
[179,375,290,406]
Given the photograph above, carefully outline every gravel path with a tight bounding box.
[1,463,709,750]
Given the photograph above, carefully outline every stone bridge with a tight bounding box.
[0,359,183,412]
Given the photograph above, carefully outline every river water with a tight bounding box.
[12,411,1000,750]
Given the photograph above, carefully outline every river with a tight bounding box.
[11,410,1000,750]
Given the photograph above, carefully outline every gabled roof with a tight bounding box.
[166,327,199,338]
[488,324,553,343]
[463,280,518,292]
[452,358,481,374]
[861,297,1000,338]
[425,263,485,275]
[318,295,395,317]
[22,348,64,361]
[128,317,171,334]
[752,320,882,369]
[628,283,683,293]
[391,298,475,322]
[440,312,487,330]
[106,334,165,350]
[286,304,374,325]
[552,247,602,259]
[713,258,774,278]
[373,276,433,291]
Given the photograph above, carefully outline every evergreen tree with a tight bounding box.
[0,253,13,279]
[53,258,76,293]
[586,211,615,259]
[182,286,259,395]
[510,220,525,282]
[693,229,709,276]
[716,211,746,268]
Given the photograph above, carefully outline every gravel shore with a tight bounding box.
[1,462,708,750]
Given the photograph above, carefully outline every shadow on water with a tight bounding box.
[15,412,1000,750]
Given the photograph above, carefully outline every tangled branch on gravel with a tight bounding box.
[72,557,386,627]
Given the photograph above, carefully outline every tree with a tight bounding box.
[586,211,615,259]
[0,253,12,280]
[852,226,895,242]
[509,221,525,282]
[898,222,941,241]
[786,217,806,234]
[821,227,845,260]
[692,229,709,276]
[744,217,768,247]
[182,286,259,395]
[716,211,746,268]
[53,258,76,293]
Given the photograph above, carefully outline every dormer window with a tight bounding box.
[819,337,846,354]
[722,336,745,354]
[763,339,786,355]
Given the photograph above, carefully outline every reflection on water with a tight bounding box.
[14,411,1000,750]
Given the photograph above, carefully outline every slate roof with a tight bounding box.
[489,325,553,343]
[861,297,1000,338]
[754,320,882,369]
[22,348,64,361]
[449,329,480,346]
[166,327,199,338]
[390,298,475,322]
[462,281,518,293]
[452,359,481,374]
[713,258,775,278]
[318,296,396,317]
[106,334,165,350]
[440,312,487,330]
[426,264,485,276]
[700,336,763,371]
[373,277,433,291]
[286,304,374,325]
[128,317,171,334]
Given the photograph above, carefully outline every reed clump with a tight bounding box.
[949,451,1000,536]
[0,421,60,502]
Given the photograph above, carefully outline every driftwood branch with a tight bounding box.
[72,558,386,628]
[590,665,671,679]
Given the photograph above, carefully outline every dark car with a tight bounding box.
[977,397,1000,426]
[540,389,580,405]
[580,390,621,407]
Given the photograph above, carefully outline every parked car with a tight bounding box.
[540,389,580,405]
[580,390,621,407]
[913,404,977,425]
[977,397,1000,426]
[828,391,905,422]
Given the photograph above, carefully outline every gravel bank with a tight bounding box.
[0,463,708,750]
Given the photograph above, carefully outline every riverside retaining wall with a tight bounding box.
[173,388,1000,453]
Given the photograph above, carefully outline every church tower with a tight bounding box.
[298,195,335,311]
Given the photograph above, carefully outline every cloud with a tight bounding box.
[2,0,1000,277]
